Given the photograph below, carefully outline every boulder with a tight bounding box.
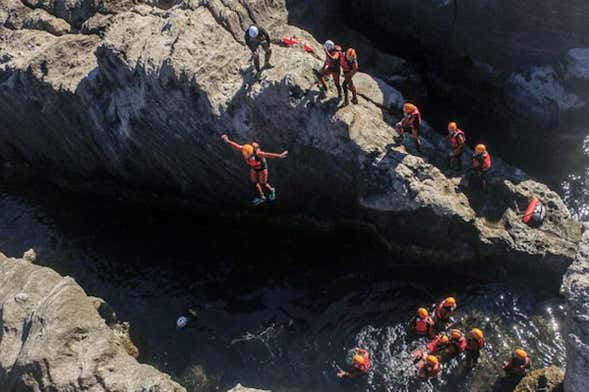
[22,8,71,36]
[562,225,589,392]
[514,366,564,392]
[0,2,581,282]
[0,252,185,391]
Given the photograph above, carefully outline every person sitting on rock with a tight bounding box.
[410,307,435,338]
[465,328,485,366]
[433,297,456,330]
[316,40,343,100]
[503,348,531,377]
[337,347,371,378]
[245,25,272,73]
[471,144,492,191]
[221,134,288,205]
[448,122,466,170]
[394,103,422,153]
[341,48,359,106]
[418,355,442,380]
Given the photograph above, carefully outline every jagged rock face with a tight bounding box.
[0,252,186,391]
[0,1,581,278]
[346,0,589,72]
[562,225,589,392]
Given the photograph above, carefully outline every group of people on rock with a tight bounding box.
[231,25,494,205]
[336,297,532,382]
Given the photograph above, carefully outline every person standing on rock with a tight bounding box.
[394,103,422,153]
[245,25,272,73]
[341,48,359,106]
[316,40,343,100]
[447,122,466,170]
[221,134,288,205]
[471,144,492,191]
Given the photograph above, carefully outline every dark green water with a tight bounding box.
[0,181,567,392]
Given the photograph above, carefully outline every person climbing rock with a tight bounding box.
[503,349,531,377]
[316,40,342,100]
[465,328,485,366]
[448,122,466,170]
[394,103,422,153]
[410,307,435,337]
[337,347,371,378]
[341,48,359,106]
[471,144,492,191]
[245,25,272,73]
[433,297,456,329]
[221,134,288,205]
[445,329,467,358]
[418,355,441,380]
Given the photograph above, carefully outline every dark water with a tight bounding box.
[0,181,567,392]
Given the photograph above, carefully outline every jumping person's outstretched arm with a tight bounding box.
[257,150,288,159]
[221,134,243,152]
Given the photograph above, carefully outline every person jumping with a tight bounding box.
[221,134,288,205]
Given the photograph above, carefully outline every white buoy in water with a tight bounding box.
[176,315,188,328]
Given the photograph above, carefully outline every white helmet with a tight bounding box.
[176,316,188,328]
[248,25,259,38]
[324,40,335,51]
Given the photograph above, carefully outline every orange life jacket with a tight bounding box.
[325,46,342,71]
[434,302,454,321]
[472,152,491,171]
[449,129,465,149]
[467,336,485,351]
[506,356,531,376]
[354,351,371,373]
[414,316,432,335]
[245,153,267,171]
[401,108,421,132]
[341,54,358,73]
[420,362,441,379]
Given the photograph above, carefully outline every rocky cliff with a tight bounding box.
[562,225,589,392]
[0,1,582,280]
[0,251,185,391]
[340,0,589,133]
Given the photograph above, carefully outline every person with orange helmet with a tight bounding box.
[394,103,422,153]
[465,328,485,365]
[337,347,371,378]
[447,122,466,170]
[428,334,450,356]
[221,134,288,205]
[445,329,467,358]
[418,355,441,380]
[472,144,492,191]
[341,48,359,106]
[433,297,457,329]
[503,348,531,377]
[316,40,343,100]
[410,307,435,337]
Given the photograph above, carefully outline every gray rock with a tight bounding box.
[228,384,270,392]
[23,248,36,262]
[514,366,564,392]
[0,2,581,282]
[562,225,589,392]
[565,48,589,80]
[22,8,71,36]
[0,253,186,391]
